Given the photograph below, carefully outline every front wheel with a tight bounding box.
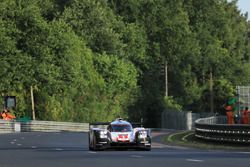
[88,134,94,151]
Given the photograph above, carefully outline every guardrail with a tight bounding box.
[0,120,89,133]
[0,120,14,133]
[195,116,250,143]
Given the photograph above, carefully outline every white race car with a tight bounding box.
[88,118,151,151]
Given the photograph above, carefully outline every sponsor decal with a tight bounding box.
[117,134,129,141]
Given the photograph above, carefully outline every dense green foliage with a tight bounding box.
[0,0,249,126]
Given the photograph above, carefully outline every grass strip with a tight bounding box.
[163,131,250,151]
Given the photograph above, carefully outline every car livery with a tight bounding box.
[88,118,151,151]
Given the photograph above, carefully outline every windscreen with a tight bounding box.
[111,124,132,132]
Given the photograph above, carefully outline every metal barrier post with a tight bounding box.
[14,121,21,132]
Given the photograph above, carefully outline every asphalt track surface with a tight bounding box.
[0,132,250,167]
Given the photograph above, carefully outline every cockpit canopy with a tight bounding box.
[107,118,133,132]
[110,124,132,132]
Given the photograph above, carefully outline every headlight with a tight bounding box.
[100,130,107,138]
[138,131,147,138]
[100,131,107,135]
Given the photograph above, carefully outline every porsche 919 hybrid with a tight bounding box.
[89,118,151,151]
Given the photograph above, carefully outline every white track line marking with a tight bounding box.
[237,152,250,154]
[55,148,64,151]
[130,155,144,158]
[88,151,97,154]
[186,159,204,162]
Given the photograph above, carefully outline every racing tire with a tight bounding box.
[88,135,94,151]
[89,134,103,151]
[92,136,97,151]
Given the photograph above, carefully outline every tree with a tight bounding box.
[1,0,250,126]
[0,0,103,122]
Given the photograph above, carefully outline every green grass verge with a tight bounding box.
[163,131,250,151]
